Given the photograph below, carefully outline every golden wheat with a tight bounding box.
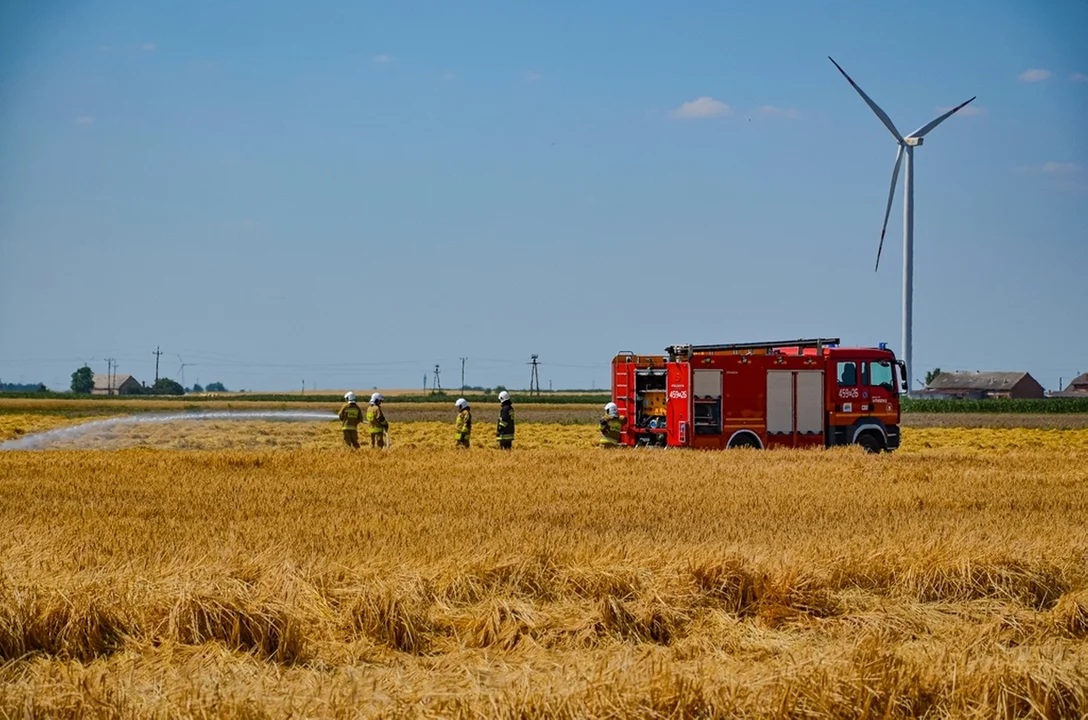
[0,413,1086,717]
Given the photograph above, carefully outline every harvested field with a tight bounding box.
[1,422,1086,717]
[5,412,1088,452]
[0,399,601,425]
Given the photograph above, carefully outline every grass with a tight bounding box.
[0,416,1086,717]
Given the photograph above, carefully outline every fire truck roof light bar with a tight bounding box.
[665,338,842,357]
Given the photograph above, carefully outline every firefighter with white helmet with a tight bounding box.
[496,390,515,450]
[454,398,472,448]
[337,391,363,448]
[599,402,626,448]
[366,392,389,448]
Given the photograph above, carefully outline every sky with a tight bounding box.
[1,0,1086,393]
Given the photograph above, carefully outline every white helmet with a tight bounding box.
[370,392,383,404]
[344,392,356,403]
[498,391,510,403]
[605,402,619,417]
[455,398,468,410]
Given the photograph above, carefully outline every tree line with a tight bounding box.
[69,366,227,395]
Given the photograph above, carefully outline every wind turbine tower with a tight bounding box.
[829,57,975,389]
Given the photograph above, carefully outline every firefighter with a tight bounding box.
[338,392,363,448]
[366,392,389,448]
[496,390,515,450]
[454,397,472,448]
[599,402,626,448]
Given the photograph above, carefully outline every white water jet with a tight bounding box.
[0,411,338,451]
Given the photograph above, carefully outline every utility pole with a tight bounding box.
[432,364,442,393]
[423,374,427,392]
[105,358,116,396]
[302,379,305,395]
[152,346,163,383]
[460,357,467,391]
[529,355,541,397]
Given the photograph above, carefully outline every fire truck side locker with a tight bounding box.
[666,361,690,447]
[766,368,825,448]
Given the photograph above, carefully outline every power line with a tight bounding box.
[529,355,541,396]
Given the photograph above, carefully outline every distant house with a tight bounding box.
[1048,372,1088,398]
[1064,373,1088,394]
[920,371,1045,400]
[92,374,142,396]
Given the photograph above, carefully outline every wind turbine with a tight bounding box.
[828,57,975,390]
[176,354,197,389]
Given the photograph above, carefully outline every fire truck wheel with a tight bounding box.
[728,433,761,450]
[856,432,884,454]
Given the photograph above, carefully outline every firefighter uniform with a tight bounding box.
[455,405,472,448]
[338,400,364,448]
[496,398,515,450]
[599,414,626,448]
[366,401,389,448]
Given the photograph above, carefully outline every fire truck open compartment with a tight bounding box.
[611,338,904,452]
[634,368,667,445]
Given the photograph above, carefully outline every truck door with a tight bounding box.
[862,360,897,415]
[666,362,691,447]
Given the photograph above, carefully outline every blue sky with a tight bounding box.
[1,0,1086,392]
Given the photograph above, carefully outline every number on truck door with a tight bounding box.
[836,362,859,400]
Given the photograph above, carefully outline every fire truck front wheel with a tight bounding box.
[856,432,885,454]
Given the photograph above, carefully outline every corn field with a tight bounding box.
[0,410,1086,718]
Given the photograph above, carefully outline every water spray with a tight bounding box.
[0,411,337,451]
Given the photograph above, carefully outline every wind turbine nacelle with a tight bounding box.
[904,137,924,146]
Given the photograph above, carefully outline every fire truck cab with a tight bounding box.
[611,338,906,452]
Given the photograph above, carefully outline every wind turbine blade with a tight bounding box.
[828,56,903,142]
[876,145,904,272]
[907,96,976,139]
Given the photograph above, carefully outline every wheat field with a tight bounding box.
[1,411,1087,718]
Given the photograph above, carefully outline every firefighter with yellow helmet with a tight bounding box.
[599,402,626,448]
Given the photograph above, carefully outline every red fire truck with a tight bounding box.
[611,338,906,452]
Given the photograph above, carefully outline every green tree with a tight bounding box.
[150,377,185,395]
[191,383,204,393]
[70,366,94,394]
[924,368,942,386]
[205,381,227,392]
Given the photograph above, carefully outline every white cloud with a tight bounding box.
[371,54,391,64]
[1071,72,1088,83]
[1018,162,1081,174]
[75,115,96,125]
[671,96,730,119]
[936,104,987,117]
[141,42,156,52]
[756,105,800,118]
[1017,68,1051,82]
[1041,162,1080,173]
